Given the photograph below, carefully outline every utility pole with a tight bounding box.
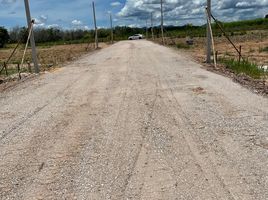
[146,20,149,39]
[92,1,98,49]
[151,12,154,40]
[110,13,114,44]
[160,0,164,44]
[206,0,212,63]
[24,0,39,73]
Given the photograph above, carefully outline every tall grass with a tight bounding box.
[220,58,267,79]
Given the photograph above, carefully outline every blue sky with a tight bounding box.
[0,0,267,30]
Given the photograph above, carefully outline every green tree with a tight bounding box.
[0,26,9,48]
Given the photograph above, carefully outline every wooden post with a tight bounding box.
[4,62,8,76]
[239,45,242,63]
[216,51,218,62]
[92,1,98,49]
[151,12,154,40]
[110,13,114,44]
[24,0,39,73]
[160,0,164,44]
[27,61,32,73]
[17,63,21,79]
[206,0,212,63]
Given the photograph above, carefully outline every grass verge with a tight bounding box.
[219,58,267,79]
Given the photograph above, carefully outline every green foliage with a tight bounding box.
[260,46,268,52]
[176,43,190,49]
[220,58,267,79]
[0,26,9,48]
[165,18,268,38]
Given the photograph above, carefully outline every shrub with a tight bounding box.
[0,26,9,48]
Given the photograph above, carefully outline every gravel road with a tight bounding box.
[0,40,267,200]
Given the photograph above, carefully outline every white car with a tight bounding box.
[128,34,144,40]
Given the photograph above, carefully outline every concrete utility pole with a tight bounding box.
[92,1,98,49]
[206,0,212,63]
[151,12,154,40]
[110,13,114,44]
[24,0,39,73]
[160,0,164,44]
[146,20,149,39]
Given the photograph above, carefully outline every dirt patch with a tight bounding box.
[192,87,206,94]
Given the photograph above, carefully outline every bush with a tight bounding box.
[0,26,9,48]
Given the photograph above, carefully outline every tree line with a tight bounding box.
[0,26,147,48]
[1,17,267,48]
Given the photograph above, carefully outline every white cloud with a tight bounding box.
[72,19,83,26]
[32,15,48,28]
[110,1,122,7]
[47,24,60,28]
[117,0,268,26]
[70,19,90,30]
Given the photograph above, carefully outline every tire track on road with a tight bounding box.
[0,72,85,142]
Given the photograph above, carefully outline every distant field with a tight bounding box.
[0,43,108,75]
[155,29,268,81]
[164,30,268,66]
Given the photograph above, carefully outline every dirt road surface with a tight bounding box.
[0,40,267,200]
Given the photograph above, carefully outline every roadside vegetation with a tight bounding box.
[219,58,267,79]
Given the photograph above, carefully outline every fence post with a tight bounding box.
[4,62,8,76]
[239,45,242,63]
[17,63,22,79]
[27,61,32,73]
